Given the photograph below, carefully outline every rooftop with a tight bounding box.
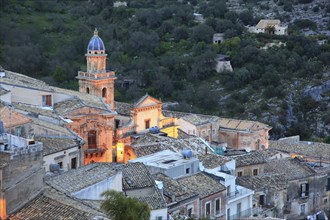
[231,151,267,167]
[256,19,281,29]
[197,153,233,169]
[153,173,198,204]
[237,173,288,191]
[0,85,9,96]
[177,172,225,198]
[269,140,330,161]
[53,88,111,114]
[0,105,32,128]
[10,194,97,220]
[34,136,79,156]
[264,158,316,180]
[163,110,217,126]
[129,150,199,170]
[123,162,167,210]
[0,70,52,91]
[115,101,133,116]
[46,163,120,194]
[122,162,155,190]
[131,133,209,157]
[218,118,271,131]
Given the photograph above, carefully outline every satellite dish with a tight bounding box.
[245,147,251,153]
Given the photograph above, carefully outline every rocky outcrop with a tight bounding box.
[302,80,330,102]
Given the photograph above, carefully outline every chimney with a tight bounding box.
[171,195,176,202]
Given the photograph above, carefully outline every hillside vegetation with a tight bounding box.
[0,0,329,141]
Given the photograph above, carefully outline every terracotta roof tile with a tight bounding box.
[231,151,267,167]
[197,153,232,168]
[237,173,288,191]
[9,193,100,220]
[34,136,78,156]
[264,158,316,180]
[177,172,225,198]
[46,163,120,194]
[123,163,167,209]
[153,173,198,204]
[0,106,32,128]
[269,140,330,160]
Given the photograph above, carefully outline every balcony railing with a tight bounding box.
[228,207,261,220]
[227,187,253,200]
[84,144,106,156]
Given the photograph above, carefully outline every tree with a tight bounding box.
[101,190,150,220]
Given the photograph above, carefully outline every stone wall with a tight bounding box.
[1,142,44,216]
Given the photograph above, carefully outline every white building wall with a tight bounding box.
[226,194,253,220]
[2,85,53,107]
[43,147,80,172]
[150,208,168,220]
[177,119,197,135]
[73,171,123,200]
[0,92,11,103]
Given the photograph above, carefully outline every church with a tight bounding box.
[0,29,271,166]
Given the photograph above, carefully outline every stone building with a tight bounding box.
[152,173,200,219]
[177,172,227,219]
[0,132,44,219]
[237,174,288,218]
[248,20,288,35]
[231,151,268,177]
[264,158,327,219]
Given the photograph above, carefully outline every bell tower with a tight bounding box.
[77,29,116,111]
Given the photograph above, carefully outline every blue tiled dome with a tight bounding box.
[87,29,105,51]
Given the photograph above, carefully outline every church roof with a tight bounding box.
[87,29,105,51]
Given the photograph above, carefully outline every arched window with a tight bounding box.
[102,87,107,98]
[86,87,90,94]
[88,130,97,149]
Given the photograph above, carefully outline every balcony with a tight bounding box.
[228,207,261,220]
[84,144,106,157]
[227,185,254,202]
[77,71,115,80]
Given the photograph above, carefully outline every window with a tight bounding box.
[115,119,120,129]
[15,127,21,137]
[237,171,243,177]
[156,217,162,220]
[327,177,330,191]
[259,195,265,206]
[237,203,241,217]
[102,88,107,98]
[300,183,309,197]
[71,157,77,169]
[212,129,215,135]
[145,119,150,129]
[42,95,52,107]
[253,169,258,176]
[186,168,190,174]
[58,161,63,168]
[227,208,230,219]
[324,198,328,204]
[300,204,305,216]
[88,130,97,149]
[205,202,211,216]
[215,198,221,215]
[86,87,90,94]
[208,129,211,135]
[188,208,192,217]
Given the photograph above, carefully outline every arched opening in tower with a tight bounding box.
[102,88,107,98]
